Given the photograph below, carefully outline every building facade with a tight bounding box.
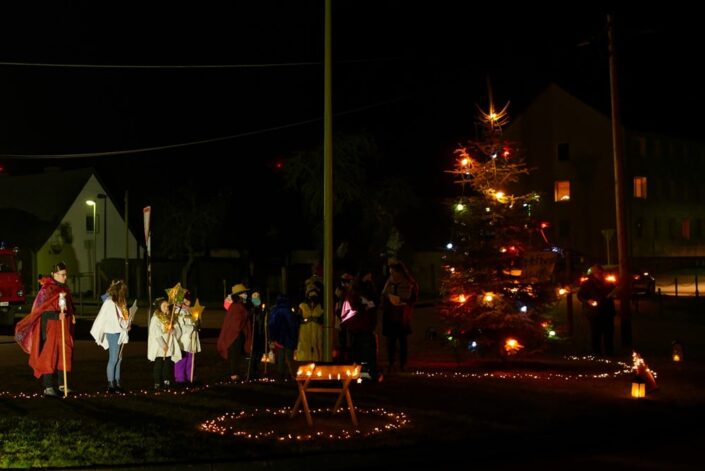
[506,84,705,272]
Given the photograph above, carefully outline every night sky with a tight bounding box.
[1,4,703,251]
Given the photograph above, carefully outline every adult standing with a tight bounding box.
[90,280,131,392]
[381,261,418,373]
[246,291,268,380]
[296,288,324,362]
[577,264,616,356]
[15,262,75,397]
[216,283,252,381]
[268,294,299,381]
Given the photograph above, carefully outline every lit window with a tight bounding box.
[554,181,570,202]
[633,176,647,198]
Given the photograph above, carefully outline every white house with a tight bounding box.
[0,168,141,295]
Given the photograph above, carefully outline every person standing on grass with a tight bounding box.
[90,280,131,393]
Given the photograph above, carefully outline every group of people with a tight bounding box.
[14,262,203,396]
[208,260,422,384]
[13,259,421,396]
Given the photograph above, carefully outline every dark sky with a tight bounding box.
[1,4,703,249]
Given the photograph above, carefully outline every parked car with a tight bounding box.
[598,265,656,297]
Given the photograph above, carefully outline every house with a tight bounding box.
[505,83,705,272]
[0,168,141,295]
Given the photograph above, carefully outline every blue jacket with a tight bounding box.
[267,295,299,350]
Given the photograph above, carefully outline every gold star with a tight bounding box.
[165,282,186,304]
[191,298,205,321]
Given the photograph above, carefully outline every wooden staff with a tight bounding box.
[163,303,178,359]
[58,292,68,398]
[189,328,197,383]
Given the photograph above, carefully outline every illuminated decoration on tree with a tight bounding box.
[441,88,558,356]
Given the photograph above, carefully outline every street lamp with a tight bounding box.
[86,199,97,297]
[97,194,107,260]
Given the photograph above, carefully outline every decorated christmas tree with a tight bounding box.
[440,91,558,357]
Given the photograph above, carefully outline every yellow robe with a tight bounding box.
[296,303,323,361]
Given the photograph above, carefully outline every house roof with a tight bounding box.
[0,167,94,223]
[0,167,129,251]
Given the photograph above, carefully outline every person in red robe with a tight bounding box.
[15,262,75,397]
[216,283,252,381]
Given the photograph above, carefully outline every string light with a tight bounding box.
[199,407,410,441]
[410,355,635,381]
[0,377,277,400]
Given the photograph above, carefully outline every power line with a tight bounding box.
[0,57,403,69]
[0,97,407,159]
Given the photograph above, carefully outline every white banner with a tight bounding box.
[143,206,151,256]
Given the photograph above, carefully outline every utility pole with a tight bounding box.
[323,0,334,361]
[607,13,632,348]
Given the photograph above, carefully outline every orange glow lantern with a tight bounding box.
[672,341,683,362]
[631,379,646,398]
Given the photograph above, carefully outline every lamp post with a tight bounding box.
[97,194,107,260]
[86,199,97,297]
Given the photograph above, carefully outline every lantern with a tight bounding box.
[672,341,683,362]
[631,379,646,398]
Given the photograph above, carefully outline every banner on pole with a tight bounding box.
[143,206,151,256]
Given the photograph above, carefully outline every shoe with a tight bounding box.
[114,383,125,393]
[229,374,240,382]
[58,385,72,394]
[43,387,59,397]
[106,385,116,393]
[154,383,161,390]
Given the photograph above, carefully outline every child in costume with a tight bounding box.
[148,297,182,389]
[173,291,201,385]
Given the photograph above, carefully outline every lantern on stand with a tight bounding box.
[631,377,646,398]
[672,341,684,363]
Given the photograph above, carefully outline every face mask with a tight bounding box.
[252,298,261,307]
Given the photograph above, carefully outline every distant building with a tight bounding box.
[506,83,705,272]
[0,168,140,295]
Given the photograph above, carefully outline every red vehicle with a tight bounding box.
[0,243,25,325]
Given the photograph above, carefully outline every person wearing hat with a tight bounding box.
[216,283,252,381]
[295,288,324,361]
